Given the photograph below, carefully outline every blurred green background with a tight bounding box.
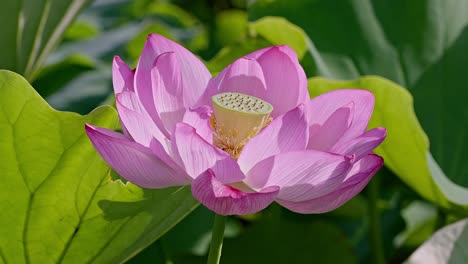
[1,0,468,263]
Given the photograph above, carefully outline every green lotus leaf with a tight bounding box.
[0,70,198,264]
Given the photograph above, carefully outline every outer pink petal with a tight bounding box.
[112,56,134,94]
[277,154,383,214]
[192,170,279,215]
[244,45,308,106]
[85,125,191,188]
[306,89,374,144]
[134,34,211,108]
[182,105,213,143]
[307,102,354,151]
[203,57,267,104]
[170,123,242,180]
[238,105,308,173]
[331,127,387,161]
[246,150,352,202]
[254,46,308,117]
[116,91,166,146]
[151,52,186,131]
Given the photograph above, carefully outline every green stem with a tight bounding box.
[368,177,385,264]
[207,214,226,264]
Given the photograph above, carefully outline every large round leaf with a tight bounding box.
[0,70,198,263]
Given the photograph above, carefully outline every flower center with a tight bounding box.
[211,92,273,159]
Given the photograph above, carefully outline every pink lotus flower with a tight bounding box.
[85,34,386,216]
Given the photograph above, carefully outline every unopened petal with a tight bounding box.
[277,154,383,214]
[85,125,191,188]
[246,150,352,202]
[192,170,279,215]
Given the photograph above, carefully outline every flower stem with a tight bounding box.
[207,214,226,264]
[367,177,385,264]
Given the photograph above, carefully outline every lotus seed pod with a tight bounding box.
[212,92,273,149]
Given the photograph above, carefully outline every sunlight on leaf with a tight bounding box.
[0,70,198,264]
